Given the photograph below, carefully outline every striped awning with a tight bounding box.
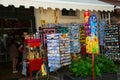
[0,0,114,11]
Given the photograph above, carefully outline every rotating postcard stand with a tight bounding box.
[46,33,71,79]
[47,33,60,72]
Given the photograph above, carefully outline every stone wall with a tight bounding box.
[34,8,100,28]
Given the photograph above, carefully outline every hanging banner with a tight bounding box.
[85,13,99,54]
[84,11,91,53]
[69,23,80,53]
[100,20,106,46]
[90,14,99,54]
[84,11,91,36]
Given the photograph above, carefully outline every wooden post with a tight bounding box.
[92,54,95,80]
[54,9,58,24]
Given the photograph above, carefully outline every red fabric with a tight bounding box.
[29,58,43,72]
[27,58,43,80]
[81,46,86,56]
[24,39,41,47]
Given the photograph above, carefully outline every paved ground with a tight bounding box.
[0,62,120,80]
[117,64,120,80]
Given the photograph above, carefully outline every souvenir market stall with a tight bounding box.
[0,0,117,80]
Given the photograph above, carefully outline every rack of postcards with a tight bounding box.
[68,24,80,53]
[46,32,71,72]
[104,24,120,60]
[42,28,56,48]
[59,33,71,66]
[58,27,71,66]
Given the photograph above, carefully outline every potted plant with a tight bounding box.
[63,55,118,80]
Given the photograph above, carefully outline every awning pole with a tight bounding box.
[108,12,111,25]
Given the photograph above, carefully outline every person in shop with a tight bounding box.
[9,38,19,73]
[16,41,24,70]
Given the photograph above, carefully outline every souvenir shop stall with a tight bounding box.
[21,17,120,80]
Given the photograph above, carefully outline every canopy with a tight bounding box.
[0,0,114,11]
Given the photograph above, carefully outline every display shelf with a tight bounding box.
[104,24,120,60]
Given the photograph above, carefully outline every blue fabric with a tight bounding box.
[22,61,27,76]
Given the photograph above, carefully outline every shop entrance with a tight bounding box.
[0,5,35,63]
